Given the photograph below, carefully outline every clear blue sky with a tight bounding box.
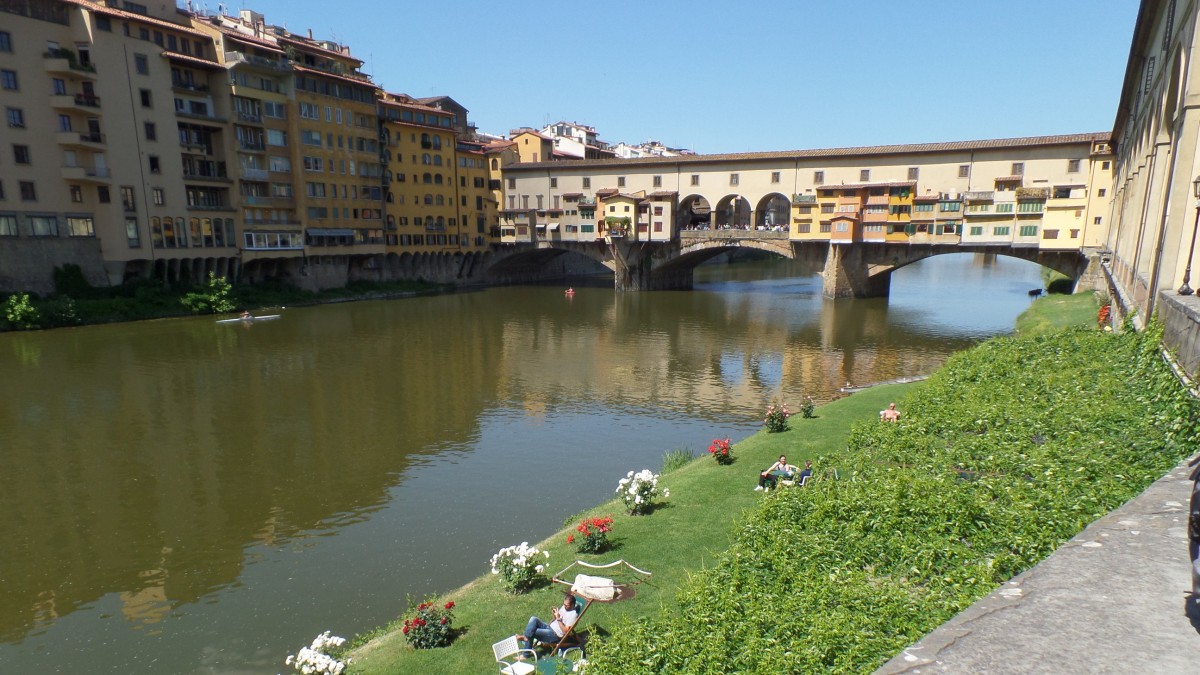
[207,0,1139,154]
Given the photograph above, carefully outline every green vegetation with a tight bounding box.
[1015,290,1103,336]
[0,269,451,331]
[348,322,1198,674]
[585,324,1199,673]
[348,385,912,674]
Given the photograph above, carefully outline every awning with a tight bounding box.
[307,228,353,236]
[536,223,546,230]
[548,223,560,231]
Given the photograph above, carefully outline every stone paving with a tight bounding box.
[876,454,1200,674]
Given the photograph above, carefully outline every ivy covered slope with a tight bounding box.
[586,325,1200,674]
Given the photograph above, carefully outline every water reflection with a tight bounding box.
[0,253,1044,673]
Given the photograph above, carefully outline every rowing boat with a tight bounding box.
[215,314,281,324]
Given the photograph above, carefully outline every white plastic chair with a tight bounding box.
[492,635,538,675]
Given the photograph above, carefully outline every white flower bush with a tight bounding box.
[284,631,347,675]
[489,541,549,593]
[616,469,668,515]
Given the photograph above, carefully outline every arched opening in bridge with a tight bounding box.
[678,194,712,230]
[756,193,791,230]
[715,195,751,230]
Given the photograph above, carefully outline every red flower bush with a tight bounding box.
[707,437,734,465]
[569,515,614,554]
[401,599,456,649]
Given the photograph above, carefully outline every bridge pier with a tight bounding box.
[612,239,692,291]
[822,244,891,299]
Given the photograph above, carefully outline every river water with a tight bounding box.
[0,253,1043,673]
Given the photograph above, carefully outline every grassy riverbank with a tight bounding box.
[348,385,914,673]
[0,271,450,331]
[347,309,1197,674]
[1014,289,1103,337]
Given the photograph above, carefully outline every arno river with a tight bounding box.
[1,253,1044,673]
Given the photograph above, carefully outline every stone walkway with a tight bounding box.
[877,454,1200,674]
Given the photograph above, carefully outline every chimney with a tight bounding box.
[307,28,313,39]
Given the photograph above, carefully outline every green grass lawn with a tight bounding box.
[348,384,916,674]
[1014,291,1102,337]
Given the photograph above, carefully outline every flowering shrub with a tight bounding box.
[616,469,669,515]
[568,516,614,554]
[764,401,790,433]
[284,631,347,675]
[800,396,816,419]
[401,599,456,649]
[489,542,549,593]
[707,437,733,465]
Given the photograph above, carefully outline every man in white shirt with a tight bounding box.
[521,593,579,649]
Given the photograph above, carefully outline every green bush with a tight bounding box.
[181,272,236,314]
[585,325,1200,674]
[3,293,40,329]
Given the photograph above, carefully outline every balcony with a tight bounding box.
[577,198,596,207]
[61,164,111,183]
[43,50,96,79]
[50,94,102,112]
[237,112,263,125]
[55,131,106,150]
[241,167,269,181]
[183,161,230,183]
[241,195,294,206]
[962,190,995,202]
[224,51,292,73]
[238,140,266,153]
[171,80,210,94]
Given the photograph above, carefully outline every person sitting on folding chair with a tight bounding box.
[519,592,579,651]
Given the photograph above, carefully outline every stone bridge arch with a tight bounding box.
[714,195,752,229]
[678,194,713,231]
[755,193,792,229]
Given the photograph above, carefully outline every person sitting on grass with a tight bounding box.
[880,402,901,423]
[519,592,579,651]
[756,455,795,491]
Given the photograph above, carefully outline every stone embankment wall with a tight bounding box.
[0,240,107,295]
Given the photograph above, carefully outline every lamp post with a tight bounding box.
[1178,175,1200,295]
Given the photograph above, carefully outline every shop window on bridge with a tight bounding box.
[969,226,983,236]
[993,226,1011,236]
[1043,229,1059,240]
[1019,225,1038,237]
[796,223,811,234]
[819,223,832,233]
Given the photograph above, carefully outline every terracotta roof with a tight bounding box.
[817,180,918,191]
[161,51,224,70]
[273,33,364,65]
[512,129,554,141]
[913,194,940,201]
[994,175,1024,182]
[647,191,679,198]
[504,133,1112,172]
[595,188,619,197]
[483,140,516,152]
[65,1,211,38]
[561,192,584,198]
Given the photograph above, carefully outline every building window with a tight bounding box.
[140,89,152,108]
[1101,161,1111,170]
[771,171,780,184]
[121,186,136,212]
[690,175,700,186]
[0,70,17,90]
[860,169,870,182]
[507,177,516,189]
[152,187,164,205]
[1011,162,1024,176]
[1094,217,1102,225]
[618,176,626,188]
[0,215,17,236]
[126,217,140,247]
[69,185,83,202]
[67,216,95,237]
[6,107,24,129]
[907,167,919,181]
[29,215,56,235]
[0,31,10,53]
[13,145,30,165]
[653,175,662,188]
[1067,159,1081,173]
[814,170,825,184]
[148,155,160,173]
[729,173,739,186]
[582,177,591,189]
[134,53,148,75]
[993,226,1011,236]
[1019,225,1038,237]
[97,186,110,203]
[969,225,983,236]
[821,204,835,214]
[144,121,157,141]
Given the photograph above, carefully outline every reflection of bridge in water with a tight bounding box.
[488,230,1102,297]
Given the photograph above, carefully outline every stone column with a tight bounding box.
[822,244,891,299]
